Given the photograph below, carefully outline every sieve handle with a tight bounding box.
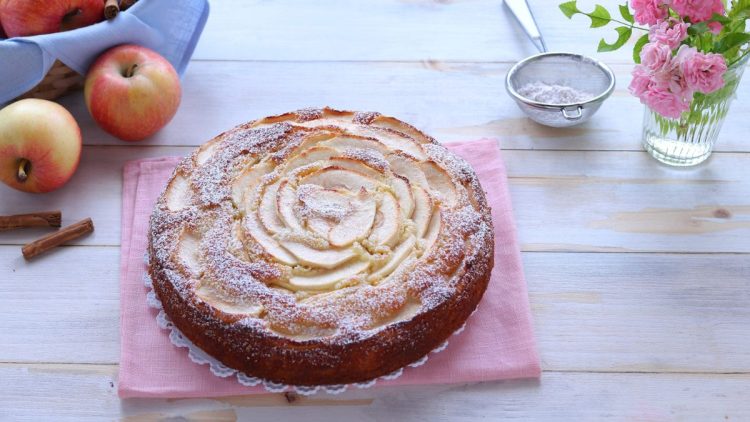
[561,106,583,121]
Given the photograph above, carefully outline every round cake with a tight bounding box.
[148,108,494,386]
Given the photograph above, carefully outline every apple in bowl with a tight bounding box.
[0,0,104,37]
[0,99,82,193]
[85,45,182,142]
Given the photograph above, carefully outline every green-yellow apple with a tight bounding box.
[85,45,182,142]
[0,99,82,193]
[0,0,104,37]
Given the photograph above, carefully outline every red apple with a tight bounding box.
[0,0,103,37]
[0,0,7,38]
[0,99,82,193]
[85,45,182,142]
[0,12,6,39]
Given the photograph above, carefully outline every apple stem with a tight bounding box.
[16,159,30,183]
[124,64,138,78]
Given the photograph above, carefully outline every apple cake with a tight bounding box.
[148,108,494,386]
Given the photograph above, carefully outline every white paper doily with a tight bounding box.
[143,254,472,395]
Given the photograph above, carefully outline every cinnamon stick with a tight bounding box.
[119,0,137,11]
[104,0,120,19]
[0,211,62,231]
[22,218,94,260]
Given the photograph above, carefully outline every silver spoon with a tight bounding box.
[504,0,547,53]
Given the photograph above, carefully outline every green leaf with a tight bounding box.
[559,1,580,18]
[559,1,612,27]
[589,4,612,28]
[714,33,750,53]
[687,22,709,35]
[598,26,633,52]
[633,33,650,63]
[709,13,731,24]
[728,0,750,20]
[619,3,634,24]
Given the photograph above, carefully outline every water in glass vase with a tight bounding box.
[641,53,748,167]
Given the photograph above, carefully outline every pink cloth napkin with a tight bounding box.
[119,138,540,398]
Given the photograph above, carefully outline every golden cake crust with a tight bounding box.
[148,108,494,386]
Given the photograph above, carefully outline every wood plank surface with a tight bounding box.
[507,150,750,253]
[55,62,750,152]
[3,248,748,374]
[1,365,748,421]
[2,147,748,252]
[192,0,640,63]
[1,0,748,418]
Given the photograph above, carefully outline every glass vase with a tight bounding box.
[641,53,748,166]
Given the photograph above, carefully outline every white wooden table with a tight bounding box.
[2,1,749,420]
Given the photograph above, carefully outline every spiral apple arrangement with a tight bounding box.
[238,133,450,292]
[150,109,493,340]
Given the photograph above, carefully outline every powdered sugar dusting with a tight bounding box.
[353,111,381,125]
[341,147,390,172]
[147,108,494,383]
[295,107,324,122]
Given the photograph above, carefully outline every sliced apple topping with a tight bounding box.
[389,175,414,219]
[322,136,390,155]
[195,285,264,316]
[297,184,351,221]
[422,209,442,253]
[329,156,384,178]
[306,216,332,239]
[276,180,304,232]
[411,186,433,239]
[166,174,191,211]
[258,180,284,233]
[195,139,222,166]
[244,210,298,266]
[289,259,370,291]
[420,161,457,206]
[368,129,426,160]
[368,235,417,283]
[328,190,377,247]
[233,160,270,207]
[386,153,429,188]
[296,185,351,238]
[279,241,356,269]
[176,229,202,275]
[301,167,378,192]
[368,192,400,247]
[375,299,422,325]
[285,146,338,170]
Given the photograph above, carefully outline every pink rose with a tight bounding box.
[670,0,725,23]
[640,42,674,72]
[631,0,668,25]
[649,19,689,50]
[652,64,693,101]
[629,65,653,98]
[678,45,727,94]
[642,87,691,119]
[630,56,694,119]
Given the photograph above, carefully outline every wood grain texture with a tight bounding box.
[191,0,640,63]
[0,246,119,363]
[55,62,750,152]
[0,364,748,421]
[1,0,748,417]
[2,247,748,374]
[2,147,748,252]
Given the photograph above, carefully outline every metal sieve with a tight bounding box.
[505,52,616,127]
